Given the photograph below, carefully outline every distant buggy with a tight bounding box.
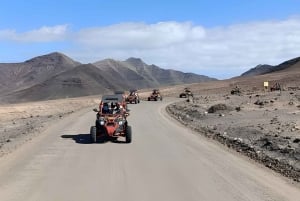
[126,89,140,104]
[179,87,193,98]
[148,89,163,101]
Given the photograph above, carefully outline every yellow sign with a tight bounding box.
[263,82,269,87]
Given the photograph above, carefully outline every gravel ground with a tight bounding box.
[0,97,98,157]
[166,90,300,182]
[2,86,300,182]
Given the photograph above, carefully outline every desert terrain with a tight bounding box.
[1,53,300,200]
[1,90,300,201]
[164,69,300,181]
[1,78,300,183]
[167,88,300,181]
[0,96,99,157]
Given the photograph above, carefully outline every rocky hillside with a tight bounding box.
[0,52,81,95]
[93,57,215,89]
[4,64,113,102]
[241,57,300,76]
[0,52,216,103]
[241,64,273,76]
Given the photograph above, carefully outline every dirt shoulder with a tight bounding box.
[0,96,99,157]
[166,90,300,182]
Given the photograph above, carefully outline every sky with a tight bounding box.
[1,0,300,79]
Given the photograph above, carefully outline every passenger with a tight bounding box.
[112,103,121,114]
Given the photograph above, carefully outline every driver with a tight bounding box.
[102,102,110,114]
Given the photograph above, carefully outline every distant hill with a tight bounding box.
[269,57,300,73]
[4,64,114,102]
[241,57,300,76]
[241,64,273,76]
[93,57,215,89]
[0,52,216,103]
[0,52,81,95]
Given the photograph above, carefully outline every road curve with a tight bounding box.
[0,98,299,201]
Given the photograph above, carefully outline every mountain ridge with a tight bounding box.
[241,57,300,77]
[0,52,81,95]
[0,52,216,103]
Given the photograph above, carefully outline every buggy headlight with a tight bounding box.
[118,121,123,125]
[100,121,105,125]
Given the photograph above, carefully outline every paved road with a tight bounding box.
[0,99,299,201]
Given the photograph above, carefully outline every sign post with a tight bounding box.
[264,81,269,92]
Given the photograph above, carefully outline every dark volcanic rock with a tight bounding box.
[207,104,233,113]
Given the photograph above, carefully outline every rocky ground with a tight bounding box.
[167,89,300,182]
[2,84,300,183]
[0,96,98,157]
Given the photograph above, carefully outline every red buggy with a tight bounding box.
[90,94,132,143]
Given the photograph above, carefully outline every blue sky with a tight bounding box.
[1,0,300,78]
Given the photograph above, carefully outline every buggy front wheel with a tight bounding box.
[90,126,97,143]
[125,126,132,143]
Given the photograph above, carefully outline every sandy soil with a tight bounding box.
[1,79,300,183]
[166,89,300,182]
[1,97,300,201]
[0,96,99,157]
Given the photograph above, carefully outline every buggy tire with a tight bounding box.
[148,97,150,101]
[90,126,97,143]
[125,126,132,143]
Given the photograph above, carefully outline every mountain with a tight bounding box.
[93,57,215,88]
[3,64,112,102]
[241,56,300,76]
[0,53,216,103]
[0,52,81,95]
[269,57,300,73]
[124,57,213,85]
[93,59,148,89]
[241,64,273,76]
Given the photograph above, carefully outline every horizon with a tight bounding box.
[1,50,297,80]
[1,0,300,79]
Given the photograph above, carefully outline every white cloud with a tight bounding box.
[75,22,205,49]
[70,19,300,78]
[0,25,68,42]
[1,19,300,78]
